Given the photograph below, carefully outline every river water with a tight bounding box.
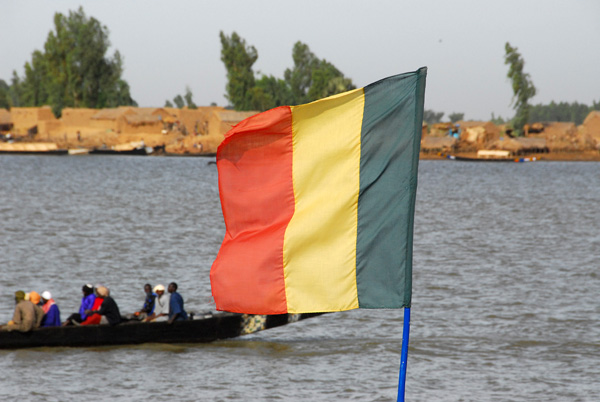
[0,155,598,401]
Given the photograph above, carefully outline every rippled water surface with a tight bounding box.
[0,155,598,401]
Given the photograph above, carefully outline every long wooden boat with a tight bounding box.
[0,312,322,349]
[444,154,538,163]
[89,147,150,156]
[0,142,68,155]
[89,140,155,156]
[0,149,68,155]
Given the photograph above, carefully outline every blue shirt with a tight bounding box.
[142,292,157,314]
[80,294,96,320]
[41,304,61,327]
[169,292,188,321]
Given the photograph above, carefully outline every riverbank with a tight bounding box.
[3,107,600,157]
[420,150,600,161]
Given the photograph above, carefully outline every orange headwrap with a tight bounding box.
[29,291,41,305]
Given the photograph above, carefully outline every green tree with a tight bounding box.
[8,7,135,116]
[0,79,11,109]
[423,110,444,124]
[254,75,293,109]
[173,95,185,109]
[165,86,197,109]
[284,42,355,104]
[219,31,258,110]
[490,113,506,125]
[219,33,355,111]
[307,63,355,101]
[184,86,197,109]
[528,100,597,125]
[284,42,318,105]
[9,71,23,107]
[448,112,464,123]
[21,50,49,107]
[504,42,536,134]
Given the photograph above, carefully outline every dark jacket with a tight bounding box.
[97,296,122,326]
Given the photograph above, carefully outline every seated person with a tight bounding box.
[167,282,188,324]
[28,291,43,307]
[63,284,96,326]
[131,284,156,320]
[145,284,169,322]
[80,292,104,326]
[3,290,44,332]
[85,286,122,326]
[40,291,61,327]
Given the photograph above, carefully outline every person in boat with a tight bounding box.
[80,289,104,326]
[85,286,122,326]
[40,291,61,327]
[145,284,169,322]
[63,284,96,326]
[131,283,156,320]
[2,290,44,332]
[28,291,43,307]
[167,282,188,324]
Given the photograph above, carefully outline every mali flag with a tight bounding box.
[211,68,427,314]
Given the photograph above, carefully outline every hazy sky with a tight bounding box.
[2,0,599,121]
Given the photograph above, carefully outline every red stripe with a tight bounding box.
[211,106,294,314]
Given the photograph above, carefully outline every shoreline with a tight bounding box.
[1,144,598,161]
[420,151,600,162]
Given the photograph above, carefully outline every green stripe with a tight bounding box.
[356,68,427,308]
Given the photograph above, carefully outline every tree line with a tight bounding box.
[423,100,600,127]
[1,8,597,128]
[528,100,600,126]
[0,7,136,117]
[219,31,355,112]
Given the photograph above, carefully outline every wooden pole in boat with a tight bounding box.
[397,307,411,402]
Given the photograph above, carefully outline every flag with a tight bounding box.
[211,68,427,314]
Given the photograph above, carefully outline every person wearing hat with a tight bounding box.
[40,291,61,327]
[28,291,43,307]
[85,286,122,326]
[2,290,44,332]
[63,284,96,326]
[144,284,169,322]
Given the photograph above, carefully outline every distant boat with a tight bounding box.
[164,152,217,158]
[90,141,153,155]
[445,155,538,163]
[0,312,322,349]
[442,151,538,163]
[68,148,90,155]
[0,142,67,155]
[89,148,149,156]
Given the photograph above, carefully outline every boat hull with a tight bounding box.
[445,154,538,162]
[0,149,68,155]
[0,312,322,349]
[89,148,149,156]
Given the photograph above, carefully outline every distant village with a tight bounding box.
[422,110,600,160]
[0,106,256,155]
[0,106,599,159]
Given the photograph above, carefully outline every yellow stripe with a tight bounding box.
[284,88,365,313]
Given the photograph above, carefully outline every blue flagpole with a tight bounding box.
[397,307,411,402]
